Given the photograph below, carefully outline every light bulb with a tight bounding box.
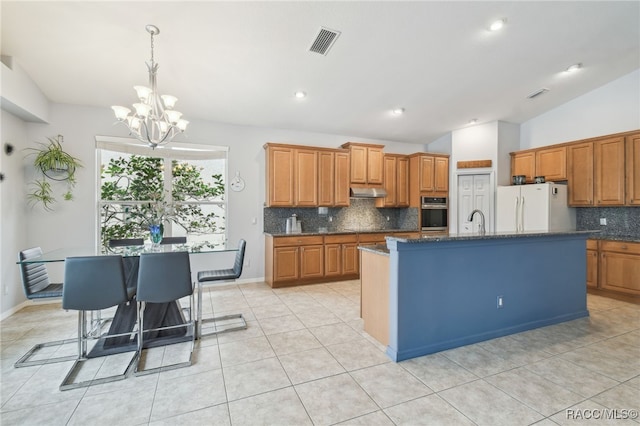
[134,86,152,102]
[111,106,131,120]
[489,19,505,31]
[161,95,178,109]
[133,103,152,118]
[165,110,182,125]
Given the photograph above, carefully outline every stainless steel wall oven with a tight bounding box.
[421,196,448,232]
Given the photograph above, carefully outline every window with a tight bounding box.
[96,136,227,250]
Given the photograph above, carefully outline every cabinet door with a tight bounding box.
[334,152,350,207]
[536,146,567,181]
[324,244,341,277]
[350,145,368,184]
[396,157,410,207]
[295,149,318,206]
[600,251,640,296]
[300,245,324,279]
[586,249,598,288]
[381,156,397,206]
[318,151,335,206]
[626,133,640,205]
[273,247,299,281]
[367,147,384,184]
[342,243,359,275]
[512,152,535,183]
[595,137,625,205]
[419,156,435,192]
[568,142,594,206]
[267,146,295,206]
[434,156,449,192]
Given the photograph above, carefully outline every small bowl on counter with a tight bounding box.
[512,175,526,185]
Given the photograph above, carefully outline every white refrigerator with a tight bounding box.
[496,183,575,232]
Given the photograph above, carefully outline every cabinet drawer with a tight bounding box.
[324,234,358,244]
[358,233,387,243]
[600,241,640,255]
[586,239,598,250]
[273,236,324,247]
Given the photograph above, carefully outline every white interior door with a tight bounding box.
[458,173,492,234]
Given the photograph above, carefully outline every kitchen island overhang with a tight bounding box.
[381,231,592,362]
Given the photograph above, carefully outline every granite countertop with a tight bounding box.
[358,244,390,255]
[389,230,597,243]
[586,234,640,243]
[264,228,419,237]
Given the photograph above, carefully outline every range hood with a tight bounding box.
[350,187,387,198]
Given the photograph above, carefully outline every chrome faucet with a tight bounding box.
[468,209,486,235]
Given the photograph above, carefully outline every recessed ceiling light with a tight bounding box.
[392,108,405,115]
[565,63,582,73]
[489,18,506,31]
[294,91,307,99]
[468,119,478,125]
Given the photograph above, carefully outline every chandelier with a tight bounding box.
[111,25,188,149]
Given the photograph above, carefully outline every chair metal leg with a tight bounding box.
[135,300,194,376]
[13,339,77,368]
[196,281,247,339]
[59,310,136,391]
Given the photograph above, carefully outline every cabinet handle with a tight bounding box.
[621,245,628,250]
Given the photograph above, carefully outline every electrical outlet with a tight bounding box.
[244,259,251,268]
[497,296,504,309]
[600,218,607,226]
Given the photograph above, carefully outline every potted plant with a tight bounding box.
[27,135,83,210]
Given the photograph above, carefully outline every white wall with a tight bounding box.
[1,110,30,318]
[520,69,640,149]
[0,102,424,316]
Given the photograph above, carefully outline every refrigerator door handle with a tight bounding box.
[520,196,525,232]
[514,197,519,232]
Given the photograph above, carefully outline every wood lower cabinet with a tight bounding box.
[586,239,598,289]
[324,234,359,278]
[586,239,640,303]
[626,132,640,205]
[599,241,640,296]
[266,235,324,286]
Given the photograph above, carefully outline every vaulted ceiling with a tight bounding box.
[2,1,639,144]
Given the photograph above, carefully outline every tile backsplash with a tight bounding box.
[264,198,418,234]
[576,207,640,239]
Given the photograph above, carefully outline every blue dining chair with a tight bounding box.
[60,255,137,390]
[135,251,195,375]
[14,247,77,368]
[196,239,248,338]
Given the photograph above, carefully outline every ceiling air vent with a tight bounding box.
[309,27,341,55]
[526,88,549,99]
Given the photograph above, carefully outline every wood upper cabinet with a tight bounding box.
[536,146,567,181]
[378,155,409,207]
[568,142,594,206]
[341,142,384,185]
[318,151,335,206]
[334,151,351,207]
[626,132,640,205]
[595,136,625,206]
[265,145,295,206]
[434,156,449,193]
[265,144,349,207]
[397,156,410,206]
[295,148,319,206]
[409,153,449,205]
[599,241,640,296]
[586,239,598,289]
[511,151,535,183]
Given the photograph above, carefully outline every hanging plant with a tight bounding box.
[26,135,82,210]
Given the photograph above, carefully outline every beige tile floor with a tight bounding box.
[1,280,639,426]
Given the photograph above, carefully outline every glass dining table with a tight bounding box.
[17,242,238,356]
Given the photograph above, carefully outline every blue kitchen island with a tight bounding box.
[360,231,592,362]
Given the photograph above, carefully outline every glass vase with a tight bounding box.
[149,224,163,247]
